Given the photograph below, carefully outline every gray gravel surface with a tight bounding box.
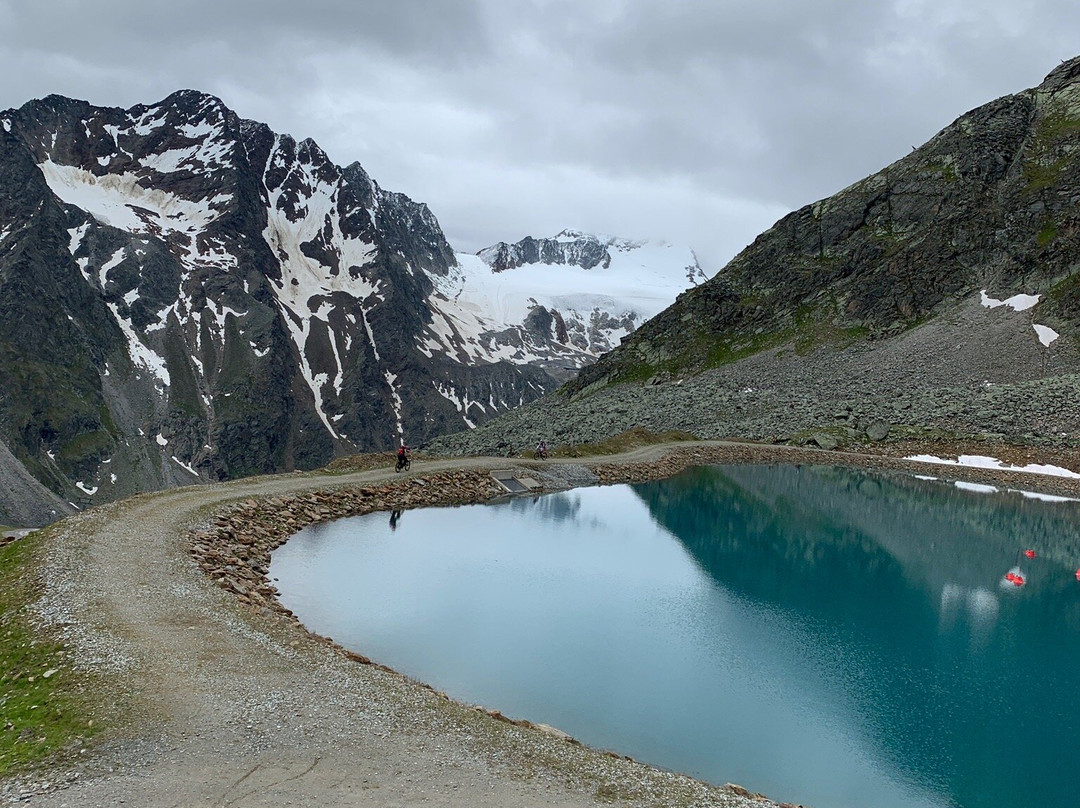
[2,454,773,808]
[432,297,1080,456]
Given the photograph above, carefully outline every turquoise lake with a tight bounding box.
[270,465,1080,808]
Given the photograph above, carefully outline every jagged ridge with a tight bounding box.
[0,90,552,521]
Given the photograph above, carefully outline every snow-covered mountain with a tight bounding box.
[425,231,708,380]
[0,90,709,524]
[0,90,548,521]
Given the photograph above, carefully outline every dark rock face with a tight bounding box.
[478,229,618,272]
[0,90,553,521]
[568,56,1080,393]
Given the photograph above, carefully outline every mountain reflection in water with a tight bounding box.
[634,465,1080,808]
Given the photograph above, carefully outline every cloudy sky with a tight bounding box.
[1,0,1078,271]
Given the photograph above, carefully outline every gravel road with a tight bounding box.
[3,451,779,808]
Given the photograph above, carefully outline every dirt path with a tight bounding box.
[6,447,783,808]
[8,441,1077,807]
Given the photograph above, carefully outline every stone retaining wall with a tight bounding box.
[189,470,506,626]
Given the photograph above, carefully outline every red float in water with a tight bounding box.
[1024,549,1036,559]
[1005,571,1026,587]
[1075,568,1080,582]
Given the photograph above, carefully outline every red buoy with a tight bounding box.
[1075,568,1080,582]
[1024,549,1036,559]
[1005,572,1026,587]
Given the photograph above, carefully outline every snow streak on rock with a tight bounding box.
[257,134,380,439]
[432,381,479,429]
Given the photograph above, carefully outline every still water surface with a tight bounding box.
[271,465,1080,808]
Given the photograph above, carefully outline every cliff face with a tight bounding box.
[569,56,1080,392]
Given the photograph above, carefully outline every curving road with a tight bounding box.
[8,448,769,808]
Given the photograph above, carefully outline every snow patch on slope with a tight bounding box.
[980,290,1040,312]
[907,454,1080,478]
[38,161,231,260]
[1033,324,1059,347]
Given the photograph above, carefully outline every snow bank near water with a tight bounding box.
[906,454,1080,479]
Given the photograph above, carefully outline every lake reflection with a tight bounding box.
[271,465,1080,808]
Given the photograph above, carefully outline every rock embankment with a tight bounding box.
[189,470,506,619]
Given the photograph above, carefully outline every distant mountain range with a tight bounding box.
[0,91,706,523]
[439,231,706,386]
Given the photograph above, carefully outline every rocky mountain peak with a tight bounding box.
[478,231,615,272]
[1040,55,1080,93]
[0,89,552,524]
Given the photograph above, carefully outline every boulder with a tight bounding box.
[865,420,891,441]
[809,434,839,451]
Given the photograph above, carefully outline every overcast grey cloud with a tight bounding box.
[2,0,1078,271]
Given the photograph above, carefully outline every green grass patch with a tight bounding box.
[1023,157,1069,193]
[792,304,869,355]
[921,161,958,182]
[703,328,791,367]
[57,428,112,464]
[1022,111,1080,195]
[1046,270,1080,303]
[322,451,417,475]
[607,312,868,387]
[553,427,698,458]
[1037,220,1058,247]
[606,327,789,387]
[607,360,661,386]
[1034,111,1080,144]
[0,534,95,775]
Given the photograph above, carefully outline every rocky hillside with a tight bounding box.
[433,56,1080,457]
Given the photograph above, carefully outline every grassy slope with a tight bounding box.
[0,533,94,775]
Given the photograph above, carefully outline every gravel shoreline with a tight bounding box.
[6,442,1080,807]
